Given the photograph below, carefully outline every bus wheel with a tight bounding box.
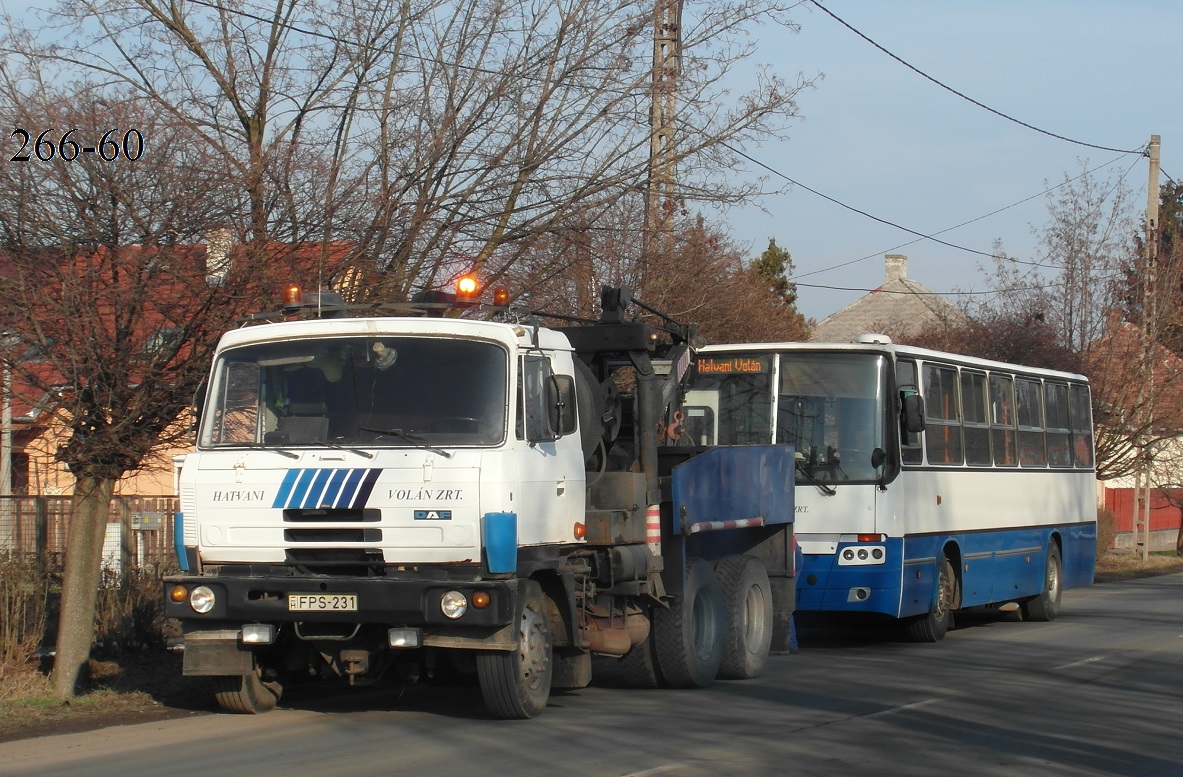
[1021,544,1062,622]
[654,559,724,688]
[476,580,553,719]
[905,554,958,643]
[715,555,773,680]
[213,656,282,714]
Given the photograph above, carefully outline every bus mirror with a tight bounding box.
[871,447,887,468]
[902,393,925,434]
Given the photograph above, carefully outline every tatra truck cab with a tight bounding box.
[164,285,796,718]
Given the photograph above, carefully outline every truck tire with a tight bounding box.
[715,555,773,680]
[213,657,282,714]
[653,559,724,688]
[477,580,553,719]
[618,633,663,688]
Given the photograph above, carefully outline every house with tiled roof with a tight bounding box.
[809,254,965,343]
[0,236,355,498]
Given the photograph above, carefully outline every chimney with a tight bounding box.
[205,227,234,285]
[885,254,907,283]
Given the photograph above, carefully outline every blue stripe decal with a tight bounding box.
[322,469,350,508]
[271,469,382,509]
[272,470,301,508]
[352,468,382,508]
[288,469,319,508]
[337,469,367,508]
[302,469,335,508]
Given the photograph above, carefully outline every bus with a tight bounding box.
[681,335,1097,641]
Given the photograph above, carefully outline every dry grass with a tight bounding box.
[1094,550,1183,580]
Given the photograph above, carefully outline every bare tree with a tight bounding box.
[0,80,293,698]
[501,202,809,343]
[8,0,814,298]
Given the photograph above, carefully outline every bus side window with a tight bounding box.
[897,359,923,464]
[990,374,1017,467]
[1016,378,1047,467]
[961,371,991,466]
[1070,384,1095,467]
[923,364,963,465]
[1045,382,1072,468]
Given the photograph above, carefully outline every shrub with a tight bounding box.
[94,563,179,657]
[1096,505,1118,559]
[0,553,51,677]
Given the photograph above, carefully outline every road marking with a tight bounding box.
[619,765,686,777]
[864,698,943,718]
[1054,655,1105,671]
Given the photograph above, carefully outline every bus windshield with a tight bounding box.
[200,336,508,449]
[685,350,888,484]
[777,352,888,483]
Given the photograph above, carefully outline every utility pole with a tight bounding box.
[1137,135,1161,562]
[643,0,682,285]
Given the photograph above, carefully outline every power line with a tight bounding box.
[723,141,1003,259]
[787,154,1138,281]
[806,0,1145,156]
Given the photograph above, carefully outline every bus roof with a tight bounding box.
[698,340,1089,383]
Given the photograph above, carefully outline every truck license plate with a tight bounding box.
[288,593,358,612]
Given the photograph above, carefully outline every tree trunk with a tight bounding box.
[51,476,116,700]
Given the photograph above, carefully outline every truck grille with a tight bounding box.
[283,528,382,543]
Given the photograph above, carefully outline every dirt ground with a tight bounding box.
[2,551,1181,744]
[0,649,217,744]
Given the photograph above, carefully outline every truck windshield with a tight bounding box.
[200,336,508,449]
[777,352,887,484]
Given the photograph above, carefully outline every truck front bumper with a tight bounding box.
[163,573,518,632]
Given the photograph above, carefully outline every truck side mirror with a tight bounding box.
[192,380,207,432]
[549,375,578,436]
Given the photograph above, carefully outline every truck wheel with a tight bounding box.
[653,559,724,688]
[905,554,958,643]
[213,657,282,714]
[477,580,553,719]
[1021,543,1062,622]
[715,555,773,680]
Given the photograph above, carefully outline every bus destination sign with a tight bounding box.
[696,356,767,374]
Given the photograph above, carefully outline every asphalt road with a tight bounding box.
[3,574,1181,777]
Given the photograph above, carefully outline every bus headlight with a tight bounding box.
[838,546,886,567]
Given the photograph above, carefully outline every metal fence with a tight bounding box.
[0,495,180,571]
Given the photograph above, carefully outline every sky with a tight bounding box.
[717,0,1180,322]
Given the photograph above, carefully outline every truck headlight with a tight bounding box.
[440,590,468,619]
[190,585,216,614]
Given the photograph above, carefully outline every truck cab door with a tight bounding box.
[515,353,583,546]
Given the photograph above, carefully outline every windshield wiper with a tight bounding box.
[309,439,375,459]
[795,457,836,496]
[358,427,453,458]
[222,442,300,459]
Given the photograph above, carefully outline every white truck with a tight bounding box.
[164,284,796,718]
